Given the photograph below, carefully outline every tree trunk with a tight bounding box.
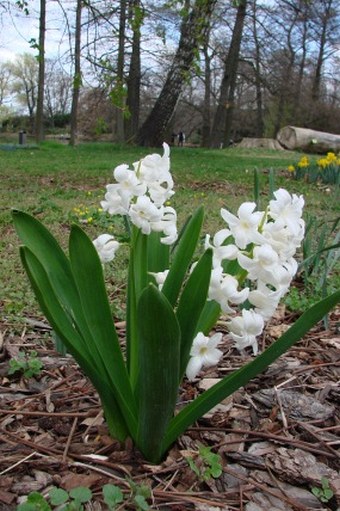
[252,0,264,138]
[125,0,142,142]
[69,0,82,147]
[114,0,127,142]
[136,0,217,147]
[35,0,46,143]
[210,0,247,148]
[201,27,212,147]
[311,0,332,101]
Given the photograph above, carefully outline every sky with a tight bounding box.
[0,1,71,64]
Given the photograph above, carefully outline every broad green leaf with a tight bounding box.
[162,290,340,455]
[126,228,149,389]
[12,211,99,355]
[176,249,213,378]
[196,300,221,335]
[147,231,170,272]
[136,284,180,463]
[69,486,92,503]
[69,225,138,439]
[20,247,128,441]
[162,207,204,306]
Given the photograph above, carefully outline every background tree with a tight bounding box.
[35,0,46,143]
[7,53,38,132]
[210,0,247,148]
[136,0,217,147]
[70,0,82,146]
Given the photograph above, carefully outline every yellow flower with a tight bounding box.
[287,165,295,173]
[297,156,309,168]
[326,152,337,164]
[87,217,93,223]
[317,158,328,169]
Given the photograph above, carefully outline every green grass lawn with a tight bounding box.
[1,141,339,330]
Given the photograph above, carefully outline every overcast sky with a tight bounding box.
[0,1,71,63]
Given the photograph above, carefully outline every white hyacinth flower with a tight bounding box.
[205,229,239,268]
[227,309,264,355]
[113,164,146,198]
[238,243,281,283]
[248,282,284,320]
[151,206,178,245]
[221,202,265,249]
[268,188,305,237]
[101,184,131,215]
[149,269,169,290]
[129,195,163,234]
[135,142,171,184]
[186,332,223,381]
[93,234,120,263]
[208,267,249,313]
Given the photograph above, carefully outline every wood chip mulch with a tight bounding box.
[0,306,339,511]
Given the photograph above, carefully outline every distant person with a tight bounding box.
[178,131,185,146]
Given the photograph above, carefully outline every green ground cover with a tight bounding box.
[1,141,339,330]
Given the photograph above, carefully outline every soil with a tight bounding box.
[0,305,339,511]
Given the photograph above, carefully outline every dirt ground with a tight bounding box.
[0,305,339,511]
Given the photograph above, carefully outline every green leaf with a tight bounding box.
[134,494,150,511]
[69,487,92,503]
[196,299,221,335]
[126,228,149,389]
[136,284,180,463]
[162,207,204,306]
[69,225,138,440]
[147,231,170,272]
[49,487,69,506]
[20,247,128,441]
[162,290,340,455]
[102,484,124,509]
[17,492,51,511]
[176,249,213,378]
[12,211,90,338]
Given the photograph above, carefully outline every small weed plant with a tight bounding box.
[17,482,150,511]
[311,477,334,504]
[8,350,43,378]
[186,444,222,481]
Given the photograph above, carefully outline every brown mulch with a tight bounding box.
[0,307,339,511]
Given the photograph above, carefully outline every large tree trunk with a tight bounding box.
[125,0,142,142]
[252,0,264,138]
[35,0,46,143]
[136,0,216,147]
[114,0,127,142]
[69,0,82,147]
[277,126,340,153]
[210,0,247,148]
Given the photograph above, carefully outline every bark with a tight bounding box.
[277,126,340,153]
[252,0,264,138]
[69,0,82,147]
[35,0,46,143]
[125,0,142,142]
[115,0,127,142]
[311,0,333,101]
[210,0,247,148]
[201,27,212,147]
[136,0,217,147]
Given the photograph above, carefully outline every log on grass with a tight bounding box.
[237,138,284,150]
[277,126,340,153]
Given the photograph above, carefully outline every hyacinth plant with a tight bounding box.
[12,144,339,463]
